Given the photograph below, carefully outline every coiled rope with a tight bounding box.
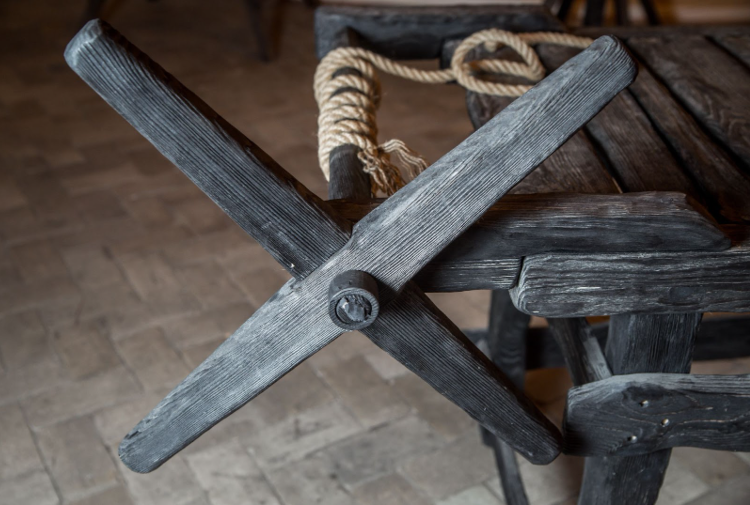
[314,29,592,195]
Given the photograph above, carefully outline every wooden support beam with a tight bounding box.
[329,192,730,258]
[713,34,750,68]
[547,318,610,386]
[510,230,750,317]
[482,290,531,505]
[565,372,750,457]
[314,4,563,60]
[465,315,750,371]
[577,313,701,505]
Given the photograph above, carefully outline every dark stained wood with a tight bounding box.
[413,259,520,292]
[713,34,750,67]
[328,145,371,201]
[483,290,531,505]
[627,65,750,222]
[565,373,750,457]
[548,318,611,386]
[315,4,563,60]
[535,43,700,199]
[441,40,619,196]
[68,19,566,471]
[583,0,606,27]
[576,24,750,40]
[466,315,750,371]
[330,192,729,259]
[628,35,750,171]
[64,19,353,281]
[577,313,700,505]
[511,233,750,317]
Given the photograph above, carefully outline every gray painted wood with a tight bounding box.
[576,24,750,40]
[713,34,750,68]
[565,373,750,457]
[328,144,372,201]
[315,4,563,60]
[627,63,750,223]
[548,318,611,386]
[511,229,750,317]
[66,19,565,471]
[628,35,750,172]
[329,192,730,258]
[577,313,700,505]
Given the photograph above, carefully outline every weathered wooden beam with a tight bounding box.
[628,35,750,172]
[548,318,610,386]
[565,372,750,457]
[482,290,531,505]
[315,4,563,60]
[626,62,750,223]
[576,313,700,505]
[465,315,750,371]
[576,24,750,40]
[66,19,563,472]
[329,192,730,259]
[511,229,750,317]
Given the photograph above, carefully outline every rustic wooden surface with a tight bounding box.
[548,318,611,386]
[714,34,750,67]
[72,19,659,471]
[565,373,750,457]
[628,35,750,171]
[315,4,563,60]
[511,231,750,317]
[576,313,701,505]
[330,192,729,259]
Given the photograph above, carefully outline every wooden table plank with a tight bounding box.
[536,44,700,200]
[627,64,750,222]
[713,34,750,67]
[628,35,750,171]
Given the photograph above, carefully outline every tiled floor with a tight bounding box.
[1,1,750,504]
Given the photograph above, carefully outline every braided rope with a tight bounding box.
[314,29,592,195]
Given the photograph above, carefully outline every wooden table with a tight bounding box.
[65,5,750,505]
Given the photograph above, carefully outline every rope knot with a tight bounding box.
[315,29,592,196]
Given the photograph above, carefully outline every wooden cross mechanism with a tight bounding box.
[65,19,637,473]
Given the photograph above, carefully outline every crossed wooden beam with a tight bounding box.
[65,20,636,473]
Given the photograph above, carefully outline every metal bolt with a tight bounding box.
[640,400,649,407]
[661,418,670,427]
[628,435,638,443]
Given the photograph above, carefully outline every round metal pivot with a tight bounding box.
[328,270,380,330]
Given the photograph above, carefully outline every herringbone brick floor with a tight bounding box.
[1,1,749,504]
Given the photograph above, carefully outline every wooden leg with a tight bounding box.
[245,0,271,61]
[641,0,660,25]
[583,0,606,27]
[577,313,701,505]
[483,290,531,505]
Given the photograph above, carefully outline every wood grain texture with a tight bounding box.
[315,4,563,60]
[576,24,750,40]
[440,40,619,196]
[330,192,730,259]
[713,34,750,67]
[64,20,352,281]
[67,20,563,471]
[548,318,611,386]
[627,63,750,223]
[511,230,750,317]
[565,373,750,457]
[535,43,700,199]
[628,35,750,171]
[324,71,562,465]
[576,313,700,505]
[484,290,530,505]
